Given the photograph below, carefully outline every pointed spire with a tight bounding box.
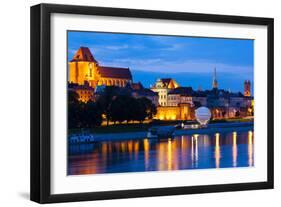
[214,67,217,80]
[212,67,218,89]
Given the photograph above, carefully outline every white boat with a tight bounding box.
[182,124,201,129]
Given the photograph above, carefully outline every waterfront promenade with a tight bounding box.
[69,121,253,142]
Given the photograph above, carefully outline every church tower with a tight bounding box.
[212,67,218,89]
[69,47,100,88]
[244,80,251,97]
[69,47,133,88]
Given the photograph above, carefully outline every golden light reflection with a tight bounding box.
[167,139,172,170]
[215,133,221,168]
[121,142,126,152]
[194,135,198,168]
[156,138,180,171]
[128,140,133,159]
[143,139,150,170]
[191,136,194,167]
[181,136,188,167]
[248,130,254,166]
[191,134,199,168]
[101,143,108,162]
[134,142,139,160]
[69,130,254,175]
[232,132,237,167]
[157,141,165,171]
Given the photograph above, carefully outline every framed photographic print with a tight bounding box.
[30,3,274,203]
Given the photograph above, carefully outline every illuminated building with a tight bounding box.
[155,104,193,120]
[244,80,251,97]
[68,49,254,120]
[151,78,179,106]
[69,47,132,88]
[167,87,193,106]
[152,69,254,121]
[152,78,193,120]
[68,82,94,103]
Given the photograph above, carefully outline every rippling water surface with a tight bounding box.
[68,129,254,175]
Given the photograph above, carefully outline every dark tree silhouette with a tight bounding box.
[68,86,158,128]
[68,90,80,128]
[138,97,157,120]
[68,90,79,104]
[96,86,119,126]
[82,102,103,127]
[110,95,130,124]
[68,90,103,128]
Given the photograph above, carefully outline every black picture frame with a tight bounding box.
[30,3,274,204]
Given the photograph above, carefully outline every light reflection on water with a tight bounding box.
[68,130,254,175]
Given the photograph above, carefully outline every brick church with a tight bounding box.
[69,47,132,88]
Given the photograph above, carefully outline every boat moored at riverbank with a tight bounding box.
[147,125,176,139]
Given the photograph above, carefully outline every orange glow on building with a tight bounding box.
[244,80,251,97]
[154,104,193,120]
[75,88,94,103]
[69,47,132,88]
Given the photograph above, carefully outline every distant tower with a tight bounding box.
[212,67,218,89]
[244,80,251,97]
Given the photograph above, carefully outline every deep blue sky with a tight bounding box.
[68,31,254,93]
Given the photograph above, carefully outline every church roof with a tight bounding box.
[98,66,132,80]
[70,47,98,63]
[153,78,179,89]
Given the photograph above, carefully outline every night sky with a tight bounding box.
[68,31,254,93]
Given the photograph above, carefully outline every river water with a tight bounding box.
[68,128,254,175]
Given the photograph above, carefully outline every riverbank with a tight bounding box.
[69,121,253,142]
[69,117,254,135]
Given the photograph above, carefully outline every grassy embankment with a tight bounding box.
[69,117,253,134]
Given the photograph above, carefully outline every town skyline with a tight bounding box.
[67,34,255,176]
[68,31,254,93]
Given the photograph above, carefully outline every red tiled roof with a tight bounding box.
[98,66,132,80]
[70,47,98,63]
